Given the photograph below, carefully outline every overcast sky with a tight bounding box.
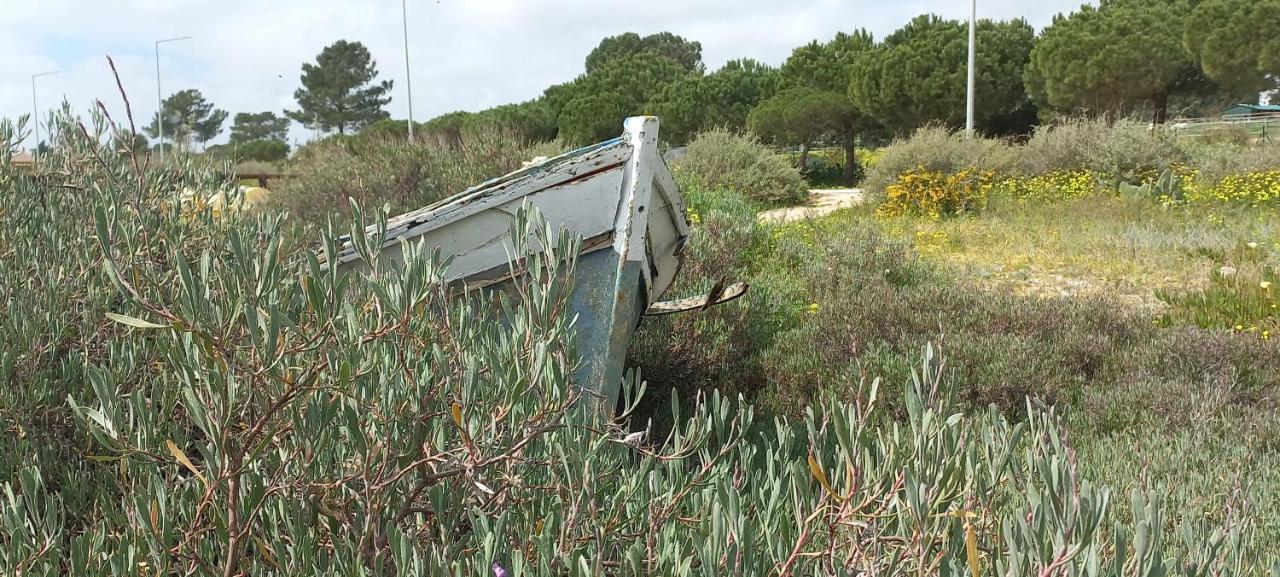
[2,0,1087,148]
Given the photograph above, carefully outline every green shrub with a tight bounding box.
[3,100,1277,576]
[233,138,290,162]
[272,124,531,223]
[862,126,1012,198]
[1018,118,1186,182]
[802,149,865,187]
[876,166,994,218]
[1157,267,1279,335]
[674,128,807,205]
[1184,139,1280,187]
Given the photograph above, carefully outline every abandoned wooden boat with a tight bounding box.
[331,117,745,410]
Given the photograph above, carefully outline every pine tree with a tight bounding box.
[288,40,393,134]
[144,89,228,149]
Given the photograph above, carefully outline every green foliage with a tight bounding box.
[633,190,1280,563]
[779,30,882,183]
[472,100,559,143]
[780,30,874,93]
[862,126,1012,197]
[1157,243,1279,333]
[287,40,393,135]
[1184,0,1280,94]
[3,98,1279,577]
[144,89,228,149]
[557,52,693,145]
[228,111,290,144]
[1018,118,1187,181]
[272,123,530,223]
[113,129,148,155]
[849,15,1036,135]
[1025,0,1201,123]
[748,87,854,151]
[416,101,557,146]
[795,148,864,187]
[358,117,416,139]
[1183,139,1280,186]
[557,92,631,146]
[645,59,782,145]
[878,166,994,218]
[674,128,808,206]
[584,31,703,73]
[233,139,290,163]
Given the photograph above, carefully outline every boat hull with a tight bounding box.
[334,117,688,411]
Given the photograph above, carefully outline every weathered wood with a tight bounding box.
[332,117,694,411]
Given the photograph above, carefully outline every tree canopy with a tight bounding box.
[645,59,782,144]
[144,89,228,149]
[748,86,856,163]
[1184,0,1280,94]
[288,40,393,134]
[781,30,874,93]
[555,51,695,144]
[1025,0,1199,123]
[585,31,703,74]
[229,111,290,144]
[849,15,1036,135]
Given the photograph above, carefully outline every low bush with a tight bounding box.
[13,109,1272,575]
[1184,140,1280,187]
[1157,260,1279,336]
[1197,124,1255,146]
[674,128,808,205]
[990,169,1104,201]
[233,138,290,162]
[861,126,1012,198]
[1018,118,1187,182]
[876,166,994,218]
[272,124,531,223]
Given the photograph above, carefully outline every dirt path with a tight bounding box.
[757,188,864,224]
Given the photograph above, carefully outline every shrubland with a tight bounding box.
[269,123,537,224]
[674,128,808,206]
[4,98,1279,574]
[629,121,1280,565]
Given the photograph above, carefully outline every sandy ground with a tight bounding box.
[757,188,865,224]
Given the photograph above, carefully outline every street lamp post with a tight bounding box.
[155,35,193,163]
[402,0,415,140]
[965,0,976,138]
[31,70,61,165]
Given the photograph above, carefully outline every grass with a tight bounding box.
[876,195,1280,309]
[630,175,1280,560]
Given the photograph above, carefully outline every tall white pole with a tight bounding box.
[31,70,60,166]
[965,0,976,138]
[402,0,415,140]
[155,35,193,163]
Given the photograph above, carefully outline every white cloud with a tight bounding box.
[2,0,1085,148]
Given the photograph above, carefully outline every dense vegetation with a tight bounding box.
[7,71,1280,573]
[6,0,1280,571]
[631,124,1280,566]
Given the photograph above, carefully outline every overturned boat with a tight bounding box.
[331,117,745,409]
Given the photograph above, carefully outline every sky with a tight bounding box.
[1,0,1087,149]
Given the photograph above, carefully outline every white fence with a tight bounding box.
[1168,113,1280,140]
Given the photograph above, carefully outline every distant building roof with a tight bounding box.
[11,151,33,165]
[1224,103,1280,115]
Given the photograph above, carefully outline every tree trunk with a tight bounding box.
[842,130,857,185]
[1152,93,1169,125]
[798,142,809,173]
